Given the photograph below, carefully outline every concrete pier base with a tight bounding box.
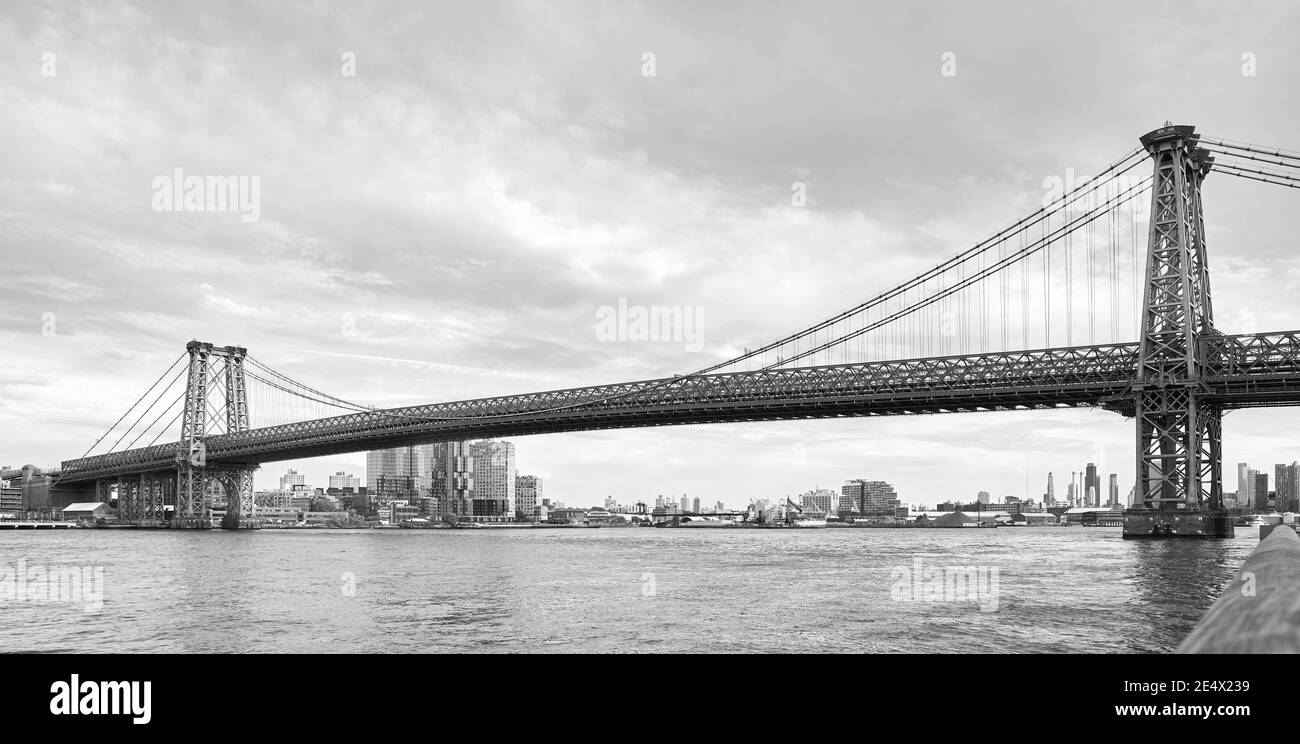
[1122,508,1234,538]
[220,513,258,530]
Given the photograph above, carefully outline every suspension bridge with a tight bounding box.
[52,124,1300,534]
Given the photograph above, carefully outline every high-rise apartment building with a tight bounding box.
[840,479,901,518]
[367,445,434,499]
[430,441,474,518]
[799,488,838,514]
[280,468,306,491]
[328,471,361,491]
[470,440,515,521]
[1108,474,1119,508]
[516,475,543,521]
[1275,462,1299,512]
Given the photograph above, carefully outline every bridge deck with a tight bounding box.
[56,331,1300,484]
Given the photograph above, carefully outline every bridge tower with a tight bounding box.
[175,341,257,529]
[1128,124,1231,537]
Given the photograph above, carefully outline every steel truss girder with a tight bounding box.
[115,471,174,522]
[56,331,1300,486]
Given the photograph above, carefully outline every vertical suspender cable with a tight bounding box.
[1132,201,1139,338]
[1087,218,1095,344]
[1110,202,1118,341]
[1065,216,1073,346]
[1043,219,1051,347]
[1021,229,1028,349]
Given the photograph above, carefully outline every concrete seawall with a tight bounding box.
[1178,525,1300,653]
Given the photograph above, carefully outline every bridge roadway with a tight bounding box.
[57,331,1300,484]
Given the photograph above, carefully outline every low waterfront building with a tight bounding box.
[62,502,113,521]
[1013,512,1060,526]
[585,508,628,525]
[549,508,589,524]
[1061,506,1124,526]
[255,506,303,522]
[304,511,354,526]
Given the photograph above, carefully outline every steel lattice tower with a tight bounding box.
[176,341,256,528]
[1133,124,1223,517]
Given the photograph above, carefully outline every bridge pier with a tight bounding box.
[1124,124,1232,538]
[218,466,257,530]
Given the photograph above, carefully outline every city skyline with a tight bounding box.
[236,451,1300,513]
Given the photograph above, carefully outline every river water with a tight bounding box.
[0,526,1259,653]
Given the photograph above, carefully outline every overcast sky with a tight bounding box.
[3,1,1299,507]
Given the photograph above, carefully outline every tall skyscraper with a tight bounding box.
[1084,463,1098,508]
[1237,463,1253,511]
[470,440,515,521]
[976,491,991,504]
[680,495,690,513]
[516,475,543,521]
[1046,473,1055,505]
[1255,472,1270,511]
[1108,474,1119,508]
